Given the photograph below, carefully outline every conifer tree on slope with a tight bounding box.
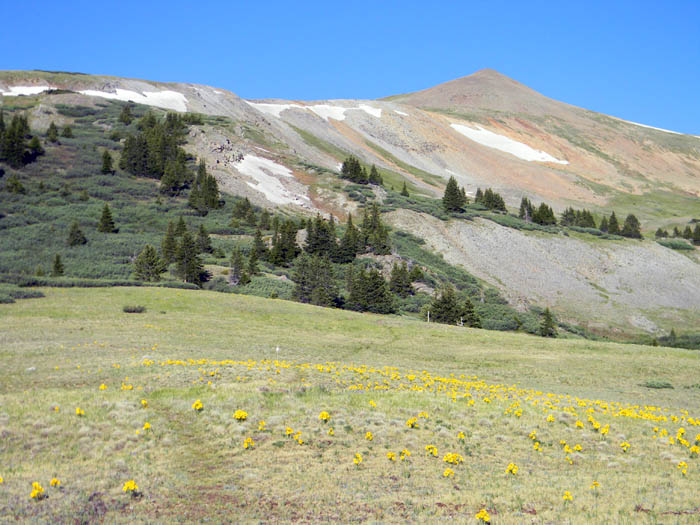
[161,221,178,264]
[133,245,166,281]
[97,203,118,233]
[442,176,466,212]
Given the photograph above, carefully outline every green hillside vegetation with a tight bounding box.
[1,287,699,522]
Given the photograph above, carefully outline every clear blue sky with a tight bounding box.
[2,0,699,134]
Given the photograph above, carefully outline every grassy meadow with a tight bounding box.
[1,287,700,523]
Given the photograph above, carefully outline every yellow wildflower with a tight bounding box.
[141,399,148,408]
[30,481,45,500]
[99,384,107,391]
[400,448,411,460]
[143,422,151,431]
[443,467,455,478]
[365,431,373,441]
[318,411,330,422]
[475,508,491,523]
[233,410,248,421]
[192,399,203,412]
[122,480,138,493]
[590,480,600,489]
[387,452,396,461]
[75,407,84,416]
[243,437,255,449]
[563,490,573,501]
[327,427,334,436]
[406,417,418,429]
[369,400,376,408]
[258,421,266,431]
[353,452,362,465]
[506,462,518,475]
[457,431,465,440]
[575,420,584,429]
[50,478,60,487]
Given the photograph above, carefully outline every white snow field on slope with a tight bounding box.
[394,110,409,116]
[610,116,686,136]
[451,123,569,164]
[78,89,188,112]
[236,155,308,205]
[246,101,381,121]
[0,86,53,96]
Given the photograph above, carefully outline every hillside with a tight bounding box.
[1,69,699,338]
[1,287,699,522]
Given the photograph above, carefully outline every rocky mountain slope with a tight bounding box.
[1,69,698,336]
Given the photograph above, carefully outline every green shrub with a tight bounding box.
[123,305,147,313]
[641,380,674,389]
[657,239,694,251]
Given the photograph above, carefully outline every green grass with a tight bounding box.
[1,287,699,522]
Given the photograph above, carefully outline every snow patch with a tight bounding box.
[451,123,569,164]
[610,116,684,136]
[0,85,52,96]
[358,104,382,118]
[336,162,343,172]
[247,101,382,121]
[245,102,297,118]
[307,104,348,121]
[78,89,188,112]
[394,110,409,116]
[236,155,308,205]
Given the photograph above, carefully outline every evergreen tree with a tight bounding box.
[539,308,557,337]
[442,176,466,212]
[51,254,64,277]
[408,264,424,282]
[252,229,268,260]
[229,247,249,285]
[621,214,642,239]
[47,121,58,143]
[368,164,383,185]
[292,254,338,307]
[607,212,620,235]
[560,206,576,226]
[361,204,391,255]
[389,261,413,297]
[67,221,87,246]
[175,231,208,286]
[119,104,134,125]
[400,182,409,197]
[97,203,118,233]
[362,268,395,313]
[693,224,700,246]
[244,207,257,227]
[196,224,213,253]
[4,174,25,194]
[159,159,181,195]
[61,126,73,138]
[672,226,681,238]
[340,155,371,184]
[532,203,557,225]
[133,245,166,281]
[519,197,534,221]
[336,214,359,263]
[474,187,484,204]
[683,226,693,239]
[247,248,259,276]
[161,221,178,264]
[174,216,188,236]
[232,197,253,220]
[599,216,609,233]
[259,210,271,230]
[101,150,114,174]
[427,285,461,325]
[654,228,667,238]
[1,114,30,167]
[305,213,337,256]
[461,297,482,328]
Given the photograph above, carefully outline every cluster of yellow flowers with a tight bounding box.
[233,410,248,421]
[443,453,463,465]
[678,461,688,475]
[590,480,600,490]
[405,417,418,429]
[99,383,107,391]
[506,462,518,475]
[424,445,438,457]
[400,449,411,461]
[475,508,490,523]
[141,399,148,408]
[353,453,362,466]
[29,481,45,500]
[192,399,203,412]
[620,442,631,453]
[442,467,454,478]
[318,411,330,423]
[563,490,573,501]
[258,421,266,431]
[75,407,84,416]
[50,478,60,487]
[243,437,255,449]
[365,431,373,441]
[387,452,396,461]
[122,480,138,494]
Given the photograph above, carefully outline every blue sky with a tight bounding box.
[2,1,699,134]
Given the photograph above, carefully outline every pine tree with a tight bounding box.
[672,226,681,238]
[408,264,423,282]
[400,182,409,197]
[599,216,609,233]
[682,226,692,239]
[693,224,700,246]
[61,126,73,138]
[519,197,534,221]
[97,203,118,233]
[232,197,252,220]
[621,214,642,239]
[461,297,482,328]
[159,159,181,195]
[175,231,208,286]
[608,212,620,235]
[362,269,395,313]
[51,254,64,277]
[336,214,359,263]
[133,245,166,281]
[252,229,268,260]
[474,187,484,204]
[427,285,461,325]
[196,224,213,253]
[368,165,383,185]
[442,176,466,212]
[67,221,87,246]
[229,247,249,285]
[389,261,413,297]
[247,249,259,276]
[161,221,178,264]
[119,104,134,125]
[101,150,114,174]
[259,210,271,230]
[47,121,58,143]
[539,308,557,337]
[174,216,188,236]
